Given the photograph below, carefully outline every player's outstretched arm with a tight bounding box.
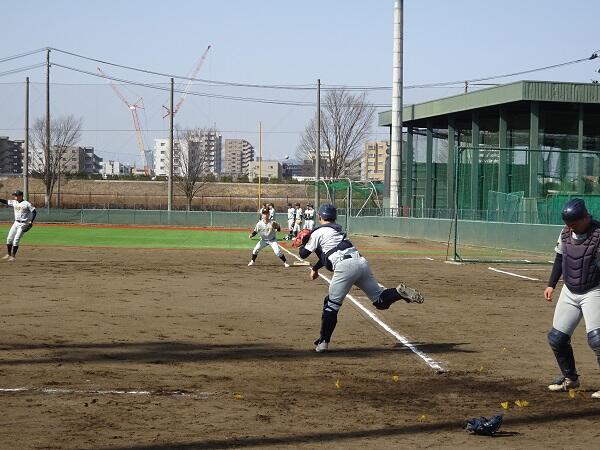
[0,198,7,205]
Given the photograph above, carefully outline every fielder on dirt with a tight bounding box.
[0,190,36,262]
[292,203,424,352]
[248,208,289,268]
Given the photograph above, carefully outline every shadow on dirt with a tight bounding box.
[0,340,473,365]
[101,408,600,449]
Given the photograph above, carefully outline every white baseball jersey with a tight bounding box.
[287,207,296,220]
[295,208,304,221]
[253,220,277,241]
[269,207,275,220]
[8,199,35,222]
[305,209,315,220]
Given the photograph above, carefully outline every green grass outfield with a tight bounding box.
[2,224,254,250]
[0,223,447,255]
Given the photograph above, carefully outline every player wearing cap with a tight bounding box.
[248,208,289,268]
[544,198,600,399]
[0,190,37,262]
[294,203,424,352]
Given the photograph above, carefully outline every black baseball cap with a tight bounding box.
[12,190,23,197]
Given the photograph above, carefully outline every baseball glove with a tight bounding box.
[464,415,503,436]
[21,222,33,233]
[272,221,281,231]
[292,228,311,248]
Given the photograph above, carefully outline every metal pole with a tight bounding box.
[168,77,174,213]
[24,77,29,199]
[389,0,403,214]
[258,121,262,210]
[45,48,51,210]
[315,79,321,208]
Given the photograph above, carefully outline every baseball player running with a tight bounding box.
[0,190,37,262]
[544,198,600,399]
[248,208,290,268]
[294,203,424,352]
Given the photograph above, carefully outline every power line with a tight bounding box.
[0,48,47,64]
[0,63,46,78]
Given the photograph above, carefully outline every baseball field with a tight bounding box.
[1,224,599,449]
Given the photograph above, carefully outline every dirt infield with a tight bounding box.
[1,237,599,449]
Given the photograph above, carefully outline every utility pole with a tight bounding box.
[24,77,29,199]
[168,78,174,213]
[389,0,403,215]
[258,121,262,210]
[45,48,51,210]
[315,79,321,208]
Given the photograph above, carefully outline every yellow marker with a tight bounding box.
[233,394,244,400]
[514,400,529,407]
[478,366,485,373]
[392,375,400,382]
[500,401,509,410]
[569,389,577,398]
[335,379,342,389]
[501,347,508,353]
[418,414,427,422]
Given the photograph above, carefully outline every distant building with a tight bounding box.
[0,137,23,174]
[154,130,222,177]
[222,139,254,176]
[100,160,133,177]
[248,159,282,180]
[362,140,389,181]
[31,145,102,174]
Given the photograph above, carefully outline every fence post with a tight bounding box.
[210,211,213,227]
[80,207,83,224]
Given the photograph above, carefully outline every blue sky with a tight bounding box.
[1,0,599,166]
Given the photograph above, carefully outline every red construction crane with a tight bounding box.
[163,45,211,117]
[97,66,151,175]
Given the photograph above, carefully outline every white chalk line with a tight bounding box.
[487,267,539,281]
[281,247,445,373]
[0,387,218,398]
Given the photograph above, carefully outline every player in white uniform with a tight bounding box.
[268,203,275,221]
[297,204,424,352]
[303,204,315,231]
[248,208,290,267]
[292,203,304,237]
[286,203,296,240]
[0,190,37,262]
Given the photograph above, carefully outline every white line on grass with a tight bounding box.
[488,267,539,281]
[281,246,445,373]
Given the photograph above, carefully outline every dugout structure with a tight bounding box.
[377,80,600,262]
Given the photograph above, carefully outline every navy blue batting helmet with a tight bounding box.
[318,203,337,221]
[12,190,23,197]
[561,198,588,222]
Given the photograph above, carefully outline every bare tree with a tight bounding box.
[297,89,376,179]
[174,127,212,211]
[31,115,82,207]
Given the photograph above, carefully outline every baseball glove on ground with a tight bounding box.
[272,221,281,231]
[21,223,33,233]
[292,228,311,248]
[464,415,503,436]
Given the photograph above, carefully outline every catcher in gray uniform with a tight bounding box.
[294,203,424,352]
[545,198,600,399]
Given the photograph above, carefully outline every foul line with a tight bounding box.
[281,247,445,373]
[0,387,217,398]
[488,267,539,281]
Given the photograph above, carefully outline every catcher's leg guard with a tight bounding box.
[373,288,401,310]
[548,328,578,379]
[6,244,12,255]
[11,245,18,257]
[316,296,339,344]
[587,328,600,367]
